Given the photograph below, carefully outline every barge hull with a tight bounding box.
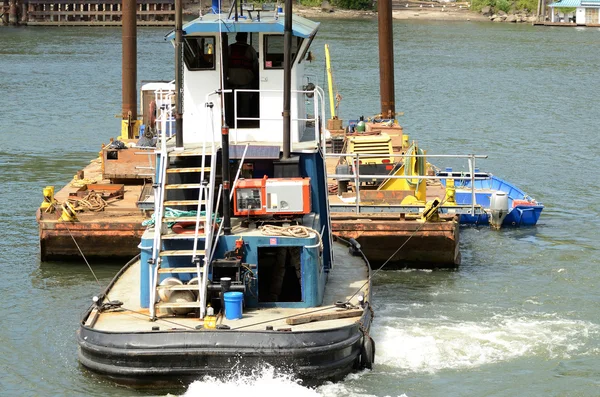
[38,212,144,260]
[332,214,460,268]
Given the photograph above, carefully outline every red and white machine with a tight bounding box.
[233,176,311,216]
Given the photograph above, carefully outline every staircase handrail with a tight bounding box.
[148,88,173,319]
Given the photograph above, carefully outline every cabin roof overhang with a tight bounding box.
[165,13,320,40]
[548,0,600,7]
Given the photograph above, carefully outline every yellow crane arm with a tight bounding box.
[324,44,336,119]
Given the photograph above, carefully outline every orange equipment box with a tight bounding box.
[233,176,311,216]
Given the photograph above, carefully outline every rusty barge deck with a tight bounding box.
[37,154,150,261]
[325,151,461,268]
[37,153,461,267]
[38,135,462,268]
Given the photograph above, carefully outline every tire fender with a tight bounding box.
[360,335,375,369]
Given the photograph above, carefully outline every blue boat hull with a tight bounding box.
[439,173,544,227]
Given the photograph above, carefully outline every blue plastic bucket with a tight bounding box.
[224,291,244,320]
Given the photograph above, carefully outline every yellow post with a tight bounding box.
[40,186,56,213]
[120,119,142,141]
[59,201,78,222]
[324,44,336,119]
[444,178,457,206]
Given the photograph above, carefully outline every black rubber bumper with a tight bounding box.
[78,310,374,384]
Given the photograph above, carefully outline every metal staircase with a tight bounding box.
[148,90,219,319]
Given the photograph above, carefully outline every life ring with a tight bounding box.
[359,335,376,369]
[148,100,157,128]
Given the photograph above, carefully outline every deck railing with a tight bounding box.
[232,86,326,146]
[326,152,489,215]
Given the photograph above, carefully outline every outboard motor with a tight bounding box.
[489,191,509,229]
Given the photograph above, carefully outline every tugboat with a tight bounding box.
[77,0,375,384]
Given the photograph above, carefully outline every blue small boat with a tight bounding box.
[438,170,544,227]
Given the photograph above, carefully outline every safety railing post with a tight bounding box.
[468,154,475,215]
[314,89,319,150]
[354,153,360,214]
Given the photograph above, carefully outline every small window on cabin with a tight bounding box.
[183,37,216,71]
[263,35,303,69]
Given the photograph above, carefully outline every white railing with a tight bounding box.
[327,152,489,215]
[148,91,173,319]
[154,88,176,139]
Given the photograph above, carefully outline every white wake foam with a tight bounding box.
[373,315,598,374]
[181,365,398,397]
[182,366,319,397]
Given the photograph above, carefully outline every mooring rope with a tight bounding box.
[67,192,107,212]
[259,224,323,251]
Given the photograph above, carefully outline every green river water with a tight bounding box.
[1,18,599,396]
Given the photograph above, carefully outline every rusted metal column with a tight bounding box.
[175,0,183,148]
[1,0,8,25]
[8,0,17,25]
[122,0,137,138]
[282,0,292,160]
[20,0,26,23]
[378,0,395,119]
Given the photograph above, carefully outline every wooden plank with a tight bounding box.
[163,200,206,206]
[157,266,202,274]
[163,216,206,222]
[159,250,205,257]
[155,301,201,309]
[166,183,203,189]
[286,309,364,325]
[156,284,201,291]
[167,167,211,174]
[161,233,207,240]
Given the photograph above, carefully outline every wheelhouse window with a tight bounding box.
[263,35,303,69]
[183,36,216,71]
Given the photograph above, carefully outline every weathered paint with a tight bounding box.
[331,214,460,268]
[38,213,145,260]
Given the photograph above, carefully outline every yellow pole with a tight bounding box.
[324,44,336,119]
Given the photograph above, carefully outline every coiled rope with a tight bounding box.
[70,176,100,188]
[259,225,323,251]
[67,192,107,212]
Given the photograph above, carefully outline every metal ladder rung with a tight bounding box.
[163,200,206,206]
[157,266,203,274]
[156,301,202,309]
[167,167,211,174]
[166,184,206,190]
[161,232,207,240]
[156,284,202,291]
[163,216,207,222]
[159,250,206,257]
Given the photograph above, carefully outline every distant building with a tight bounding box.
[548,0,600,24]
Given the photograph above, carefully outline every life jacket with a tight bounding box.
[229,43,254,70]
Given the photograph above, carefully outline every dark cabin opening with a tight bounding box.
[258,246,302,303]
[224,32,260,129]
